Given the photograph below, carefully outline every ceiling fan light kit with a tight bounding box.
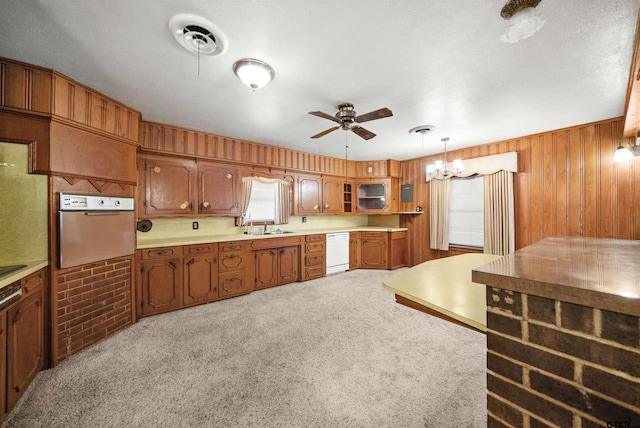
[233,58,275,90]
[500,0,545,43]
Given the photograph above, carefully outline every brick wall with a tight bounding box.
[487,287,640,427]
[56,256,133,362]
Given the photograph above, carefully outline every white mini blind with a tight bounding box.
[449,176,484,247]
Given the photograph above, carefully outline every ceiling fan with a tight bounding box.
[308,103,393,140]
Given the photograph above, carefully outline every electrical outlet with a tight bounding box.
[192,221,199,230]
[302,216,307,223]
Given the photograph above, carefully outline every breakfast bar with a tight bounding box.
[472,237,640,427]
[383,253,501,332]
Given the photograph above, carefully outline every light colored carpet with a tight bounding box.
[3,269,486,427]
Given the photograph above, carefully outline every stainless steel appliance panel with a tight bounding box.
[59,205,135,269]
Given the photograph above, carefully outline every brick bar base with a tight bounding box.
[487,287,640,427]
[56,256,133,362]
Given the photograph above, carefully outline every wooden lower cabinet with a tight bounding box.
[360,231,388,269]
[253,237,301,289]
[2,269,46,417]
[301,234,325,281]
[0,311,5,423]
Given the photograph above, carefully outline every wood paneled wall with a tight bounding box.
[398,117,640,266]
[140,121,400,178]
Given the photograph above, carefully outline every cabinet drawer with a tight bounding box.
[185,243,217,255]
[305,242,324,253]
[305,234,325,243]
[305,254,324,267]
[21,269,45,297]
[361,231,386,239]
[140,246,183,260]
[304,264,325,279]
[219,251,251,272]
[219,241,248,252]
[250,236,301,250]
[218,271,251,298]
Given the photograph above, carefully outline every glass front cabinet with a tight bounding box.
[355,178,391,214]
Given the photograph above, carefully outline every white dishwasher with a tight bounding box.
[326,232,350,274]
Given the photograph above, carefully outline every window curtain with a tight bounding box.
[429,178,451,251]
[236,176,291,226]
[275,180,291,224]
[483,170,515,255]
[235,177,255,226]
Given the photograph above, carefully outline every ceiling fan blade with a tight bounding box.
[355,107,393,123]
[308,111,341,124]
[351,126,376,140]
[311,126,340,139]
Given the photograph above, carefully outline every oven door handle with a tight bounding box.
[84,211,121,216]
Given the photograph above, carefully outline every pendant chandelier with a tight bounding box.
[426,137,464,180]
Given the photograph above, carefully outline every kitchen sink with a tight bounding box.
[0,264,26,279]
[252,230,295,235]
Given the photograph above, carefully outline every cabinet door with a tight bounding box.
[322,177,344,214]
[255,249,278,289]
[361,238,388,269]
[349,232,360,270]
[198,162,240,215]
[7,288,44,410]
[140,258,182,317]
[277,246,299,285]
[142,156,196,216]
[296,175,322,214]
[183,255,218,306]
[0,311,6,420]
[389,231,408,270]
[355,178,391,214]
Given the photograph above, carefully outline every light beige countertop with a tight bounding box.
[0,260,48,290]
[472,237,640,317]
[137,226,407,249]
[383,253,502,332]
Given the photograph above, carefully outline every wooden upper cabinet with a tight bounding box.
[322,177,344,214]
[198,162,240,215]
[355,178,391,214]
[296,174,322,214]
[295,174,345,215]
[140,155,196,216]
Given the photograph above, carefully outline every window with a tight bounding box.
[449,176,483,247]
[244,179,291,224]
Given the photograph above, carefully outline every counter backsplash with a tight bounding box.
[136,215,371,241]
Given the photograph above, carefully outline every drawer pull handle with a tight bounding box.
[169,261,177,269]
[13,311,21,324]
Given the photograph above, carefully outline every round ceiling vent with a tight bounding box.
[409,125,436,135]
[168,14,227,57]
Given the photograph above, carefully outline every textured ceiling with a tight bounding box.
[0,0,638,160]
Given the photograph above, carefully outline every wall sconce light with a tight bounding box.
[232,58,275,91]
[614,132,640,162]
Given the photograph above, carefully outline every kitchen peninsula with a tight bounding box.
[472,237,640,427]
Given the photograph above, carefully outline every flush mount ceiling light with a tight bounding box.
[168,14,227,57]
[500,0,545,43]
[232,58,275,91]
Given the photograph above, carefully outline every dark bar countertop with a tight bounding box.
[472,237,640,317]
